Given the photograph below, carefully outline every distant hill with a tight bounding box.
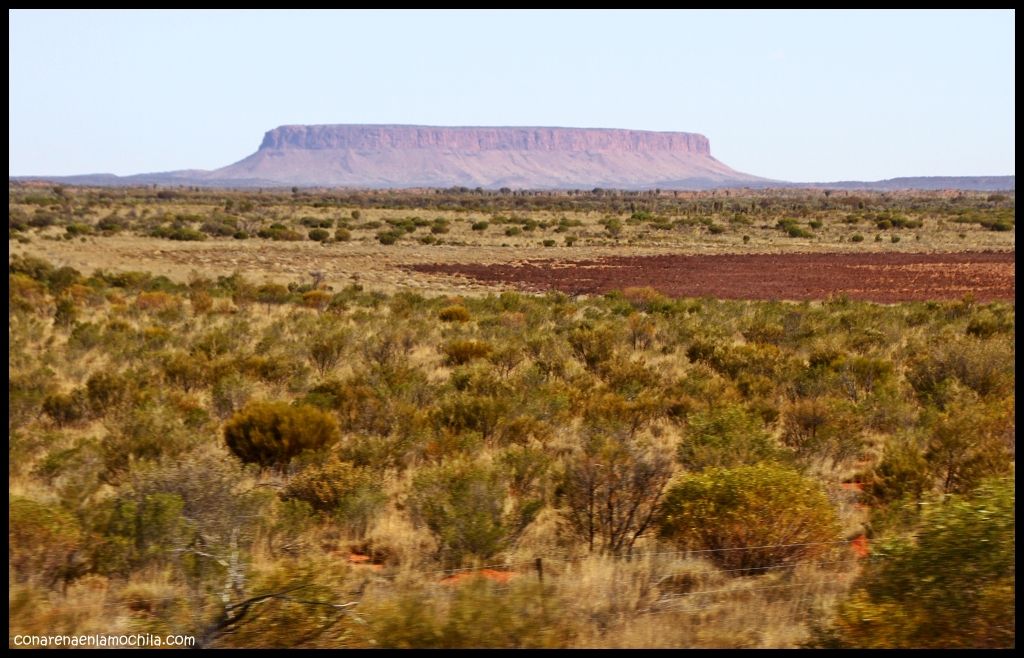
[10,124,1013,191]
[798,176,1015,192]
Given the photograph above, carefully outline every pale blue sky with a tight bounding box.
[8,9,1015,181]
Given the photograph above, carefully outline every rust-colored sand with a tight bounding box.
[408,251,1014,302]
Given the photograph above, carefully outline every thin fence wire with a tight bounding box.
[29,539,868,613]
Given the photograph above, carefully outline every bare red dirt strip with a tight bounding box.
[408,251,1014,303]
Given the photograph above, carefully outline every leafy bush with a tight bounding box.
[377,230,402,245]
[223,401,341,469]
[441,339,493,366]
[678,404,782,471]
[85,370,131,417]
[9,497,83,585]
[409,459,530,564]
[781,397,865,468]
[42,390,90,427]
[281,459,385,534]
[308,228,331,242]
[257,226,304,241]
[150,226,207,241]
[307,329,349,377]
[567,325,617,371]
[815,478,1014,648]
[438,305,471,323]
[660,464,841,572]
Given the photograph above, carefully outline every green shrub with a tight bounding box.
[256,283,291,307]
[151,226,207,241]
[42,390,89,427]
[781,397,865,468]
[85,370,131,417]
[334,227,352,242]
[815,478,1014,648]
[308,228,331,242]
[441,339,493,366]
[53,295,78,329]
[924,399,1013,494]
[678,404,782,471]
[471,221,489,231]
[965,311,1013,338]
[281,459,385,534]
[300,216,334,228]
[9,497,83,585]
[223,401,341,469]
[307,330,349,377]
[567,325,617,371]
[377,230,401,245]
[409,459,525,564]
[161,351,209,392]
[438,305,471,323]
[659,464,841,572]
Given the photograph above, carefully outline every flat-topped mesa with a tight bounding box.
[258,124,712,155]
[211,123,764,189]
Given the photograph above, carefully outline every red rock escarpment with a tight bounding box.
[211,124,766,189]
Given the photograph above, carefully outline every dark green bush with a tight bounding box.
[223,401,341,468]
[441,340,493,366]
[815,478,1014,648]
[9,497,83,585]
[308,228,331,242]
[438,305,471,323]
[42,390,89,427]
[660,464,841,572]
[678,404,782,471]
[409,459,525,564]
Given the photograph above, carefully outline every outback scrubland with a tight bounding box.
[8,185,1015,648]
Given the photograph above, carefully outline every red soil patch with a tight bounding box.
[408,251,1014,303]
[850,535,871,559]
[348,553,384,571]
[439,569,518,586]
[840,482,865,493]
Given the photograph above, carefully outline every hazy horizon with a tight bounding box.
[9,9,1015,181]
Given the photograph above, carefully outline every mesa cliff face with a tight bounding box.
[257,125,712,155]
[209,124,767,189]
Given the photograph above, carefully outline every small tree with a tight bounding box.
[409,458,534,565]
[224,401,340,469]
[561,428,673,554]
[307,329,349,377]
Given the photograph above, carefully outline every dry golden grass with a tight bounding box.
[8,197,1013,298]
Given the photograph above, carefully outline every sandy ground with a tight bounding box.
[9,234,1016,301]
